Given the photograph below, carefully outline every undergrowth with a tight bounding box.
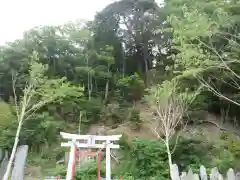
[26,132,240,179]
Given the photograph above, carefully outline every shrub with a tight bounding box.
[117,135,238,179]
[171,137,214,172]
[100,103,123,127]
[116,73,145,102]
[43,135,240,180]
[131,139,169,179]
[100,102,133,127]
[127,107,142,129]
[219,132,240,170]
[74,161,106,180]
[44,164,66,177]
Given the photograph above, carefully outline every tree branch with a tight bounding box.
[198,38,240,80]
[198,76,240,107]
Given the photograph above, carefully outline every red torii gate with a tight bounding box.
[60,132,122,180]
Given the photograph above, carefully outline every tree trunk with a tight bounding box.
[166,141,174,180]
[143,39,149,86]
[122,58,125,78]
[105,80,109,101]
[166,143,172,168]
[104,66,110,102]
[87,56,92,101]
[88,73,92,100]
[144,58,149,86]
[2,121,22,180]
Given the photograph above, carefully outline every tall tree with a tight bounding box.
[165,0,240,119]
[2,52,83,180]
[93,0,164,84]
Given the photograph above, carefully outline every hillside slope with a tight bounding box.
[87,103,240,142]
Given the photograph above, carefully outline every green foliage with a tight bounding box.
[75,162,106,180]
[166,0,240,119]
[0,101,16,148]
[26,52,84,105]
[131,139,169,179]
[47,161,107,180]
[117,73,145,102]
[119,133,132,150]
[171,137,213,172]
[146,79,201,109]
[22,112,64,151]
[119,175,134,180]
[115,136,239,179]
[44,164,66,177]
[100,103,122,126]
[100,102,133,127]
[77,97,102,125]
[39,135,240,179]
[0,0,240,178]
[127,107,142,129]
[0,101,15,127]
[219,132,240,169]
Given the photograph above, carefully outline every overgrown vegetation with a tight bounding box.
[0,0,240,179]
[55,135,240,180]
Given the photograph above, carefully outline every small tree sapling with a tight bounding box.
[145,79,200,178]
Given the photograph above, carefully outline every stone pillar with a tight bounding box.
[11,145,29,180]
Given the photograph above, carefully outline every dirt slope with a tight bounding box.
[87,103,240,142]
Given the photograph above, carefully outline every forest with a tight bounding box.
[0,0,240,179]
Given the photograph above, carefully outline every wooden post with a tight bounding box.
[106,140,111,180]
[66,141,76,180]
[97,152,101,180]
[71,146,77,180]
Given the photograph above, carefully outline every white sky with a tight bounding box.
[0,0,117,44]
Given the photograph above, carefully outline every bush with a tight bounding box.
[38,135,240,179]
[131,139,169,179]
[44,164,67,177]
[100,103,123,127]
[116,73,145,102]
[78,97,102,124]
[0,101,16,149]
[171,137,214,172]
[128,107,142,129]
[219,132,240,170]
[116,135,238,179]
[74,162,104,180]
[116,138,169,179]
[100,102,134,127]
